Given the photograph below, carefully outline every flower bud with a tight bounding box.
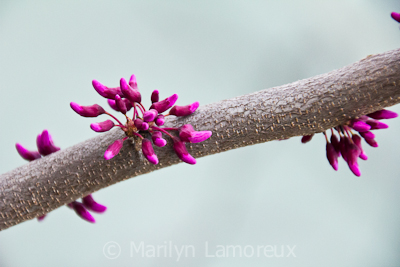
[339,136,349,162]
[115,94,127,114]
[359,131,375,140]
[142,139,159,164]
[92,80,122,99]
[36,130,60,156]
[120,77,141,103]
[107,98,132,112]
[90,120,115,132]
[330,134,341,156]
[15,143,41,161]
[172,137,196,165]
[366,120,388,130]
[104,139,124,160]
[143,109,158,122]
[391,12,400,23]
[169,102,199,117]
[155,114,165,126]
[134,118,149,131]
[70,102,105,117]
[82,194,107,213]
[346,143,361,177]
[151,90,159,103]
[37,215,46,221]
[367,109,398,120]
[326,143,339,171]
[68,201,95,223]
[150,94,178,113]
[129,74,138,89]
[179,124,212,143]
[350,119,371,132]
[352,134,367,160]
[151,131,167,147]
[301,134,313,143]
[364,137,378,147]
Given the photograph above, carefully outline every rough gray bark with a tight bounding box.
[1,48,400,231]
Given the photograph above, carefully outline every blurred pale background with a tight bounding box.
[1,1,400,266]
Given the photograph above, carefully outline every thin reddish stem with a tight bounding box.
[151,126,174,138]
[132,132,144,139]
[139,102,146,112]
[105,112,124,126]
[161,127,179,131]
[136,103,145,116]
[114,125,126,129]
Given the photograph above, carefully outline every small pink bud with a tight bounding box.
[69,201,95,223]
[169,102,199,117]
[151,90,159,103]
[142,139,159,164]
[143,109,158,122]
[104,139,124,160]
[92,80,122,99]
[367,109,398,120]
[120,77,141,103]
[326,143,339,171]
[134,118,149,131]
[36,130,60,156]
[391,12,400,23]
[107,98,132,112]
[151,131,167,147]
[37,215,46,221]
[346,142,361,177]
[115,94,127,114]
[339,136,349,162]
[179,124,212,143]
[301,134,313,143]
[352,135,367,160]
[82,195,107,213]
[90,120,115,132]
[129,74,138,89]
[70,102,105,117]
[172,137,196,165]
[364,137,378,147]
[348,162,361,177]
[330,134,341,156]
[155,114,165,126]
[15,143,41,161]
[366,120,388,130]
[350,119,371,132]
[359,131,375,140]
[150,94,178,113]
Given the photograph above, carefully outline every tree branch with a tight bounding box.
[1,48,400,231]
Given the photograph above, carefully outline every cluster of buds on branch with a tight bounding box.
[70,74,212,165]
[301,109,398,176]
[15,130,106,223]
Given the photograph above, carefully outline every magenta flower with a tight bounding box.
[15,130,106,224]
[301,109,397,176]
[71,74,212,164]
[168,102,199,117]
[391,12,400,23]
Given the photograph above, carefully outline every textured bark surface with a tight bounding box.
[1,48,400,231]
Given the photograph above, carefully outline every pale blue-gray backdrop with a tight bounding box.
[1,1,400,266]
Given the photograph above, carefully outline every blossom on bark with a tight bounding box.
[70,74,212,165]
[301,109,398,176]
[16,130,106,223]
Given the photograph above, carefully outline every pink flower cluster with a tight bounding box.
[16,130,106,223]
[301,109,398,176]
[70,74,212,165]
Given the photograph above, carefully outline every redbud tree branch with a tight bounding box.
[1,48,400,231]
